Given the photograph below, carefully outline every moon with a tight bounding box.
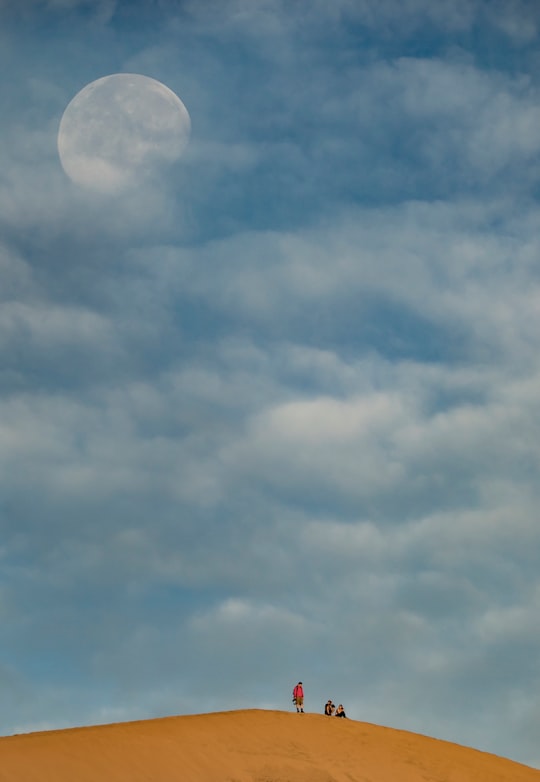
[57,73,191,192]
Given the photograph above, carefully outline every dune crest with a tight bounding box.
[0,708,538,782]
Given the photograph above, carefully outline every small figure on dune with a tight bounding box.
[293,681,304,713]
[324,700,335,716]
[335,704,347,718]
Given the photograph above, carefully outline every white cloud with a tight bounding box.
[191,597,314,635]
[489,0,539,42]
[349,56,540,180]
[142,196,540,374]
[476,586,540,644]
[0,302,113,349]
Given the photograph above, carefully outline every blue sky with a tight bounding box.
[1,0,540,768]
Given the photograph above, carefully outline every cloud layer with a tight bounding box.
[1,0,540,769]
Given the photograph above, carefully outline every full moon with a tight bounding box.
[57,73,191,192]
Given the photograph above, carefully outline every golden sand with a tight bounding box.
[0,709,537,782]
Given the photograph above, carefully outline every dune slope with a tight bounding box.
[0,709,538,782]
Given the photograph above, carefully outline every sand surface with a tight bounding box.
[0,708,538,782]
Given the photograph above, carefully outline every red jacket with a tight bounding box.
[293,684,304,698]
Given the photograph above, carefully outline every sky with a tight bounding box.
[1,0,540,769]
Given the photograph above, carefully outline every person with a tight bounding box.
[335,704,347,718]
[324,700,335,716]
[292,681,304,713]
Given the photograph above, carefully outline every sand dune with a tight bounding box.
[0,708,538,782]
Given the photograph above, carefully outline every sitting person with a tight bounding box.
[324,700,335,716]
[335,704,347,718]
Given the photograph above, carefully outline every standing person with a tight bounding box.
[292,681,304,713]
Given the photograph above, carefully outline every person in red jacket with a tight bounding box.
[293,681,304,713]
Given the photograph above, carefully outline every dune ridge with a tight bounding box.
[0,708,538,782]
